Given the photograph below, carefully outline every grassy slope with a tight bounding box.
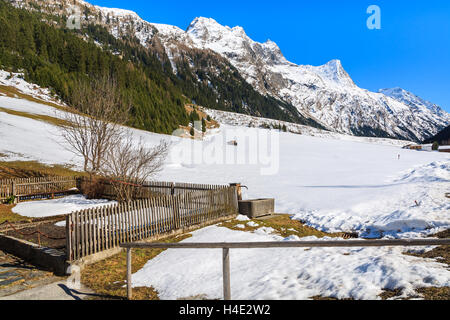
[0,161,83,179]
[0,204,25,224]
[81,234,192,300]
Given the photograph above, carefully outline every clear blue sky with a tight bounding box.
[89,0,450,112]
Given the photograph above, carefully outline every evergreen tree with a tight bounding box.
[0,1,189,135]
[202,118,206,133]
[432,141,439,150]
[0,0,325,137]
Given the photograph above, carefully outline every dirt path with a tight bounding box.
[0,249,97,300]
[0,279,96,300]
[0,249,58,297]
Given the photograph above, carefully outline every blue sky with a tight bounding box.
[90,0,450,112]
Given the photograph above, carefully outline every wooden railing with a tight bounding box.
[66,186,239,261]
[0,176,78,202]
[121,238,450,300]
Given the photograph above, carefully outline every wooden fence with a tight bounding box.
[96,179,230,199]
[0,176,78,202]
[66,186,239,261]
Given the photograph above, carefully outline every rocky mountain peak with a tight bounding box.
[310,59,356,87]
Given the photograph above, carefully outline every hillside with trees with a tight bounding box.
[423,125,450,145]
[0,1,324,135]
[0,1,189,134]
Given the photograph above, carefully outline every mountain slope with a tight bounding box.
[7,0,450,141]
[0,0,190,134]
[422,125,450,145]
[7,0,323,130]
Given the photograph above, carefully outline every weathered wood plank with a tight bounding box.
[121,238,450,249]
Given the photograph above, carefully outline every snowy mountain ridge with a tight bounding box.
[177,17,449,141]
[7,0,450,142]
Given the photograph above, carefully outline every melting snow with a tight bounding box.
[12,195,116,218]
[132,226,450,300]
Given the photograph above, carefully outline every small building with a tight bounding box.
[402,144,422,150]
[438,146,450,153]
[421,144,433,151]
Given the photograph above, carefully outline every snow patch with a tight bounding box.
[132,226,450,300]
[12,195,116,218]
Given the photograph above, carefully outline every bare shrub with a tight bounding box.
[100,136,170,202]
[77,176,107,200]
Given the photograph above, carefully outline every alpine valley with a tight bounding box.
[5,0,450,141]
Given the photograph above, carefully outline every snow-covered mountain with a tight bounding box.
[379,87,448,119]
[8,0,450,141]
[174,17,449,141]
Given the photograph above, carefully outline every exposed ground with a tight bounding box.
[0,161,83,179]
[2,220,66,250]
[177,104,220,139]
[219,214,357,239]
[0,85,66,111]
[0,106,70,127]
[81,234,192,300]
[185,104,220,130]
[0,204,26,224]
[396,229,450,300]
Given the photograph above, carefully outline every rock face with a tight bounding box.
[179,17,449,141]
[8,0,450,141]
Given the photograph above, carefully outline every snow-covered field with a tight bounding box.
[162,124,449,239]
[132,224,450,300]
[0,81,449,299]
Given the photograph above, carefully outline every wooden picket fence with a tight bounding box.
[66,186,239,261]
[0,176,78,202]
[95,179,230,199]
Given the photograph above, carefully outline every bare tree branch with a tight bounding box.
[56,75,130,175]
[100,136,170,202]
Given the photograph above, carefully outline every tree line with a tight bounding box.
[0,1,324,135]
[0,1,189,134]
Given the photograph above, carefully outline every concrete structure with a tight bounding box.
[0,280,95,300]
[0,235,67,275]
[238,199,275,218]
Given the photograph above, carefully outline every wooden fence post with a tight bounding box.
[171,183,175,196]
[66,214,72,262]
[223,248,231,300]
[11,181,17,203]
[127,248,132,300]
[172,195,181,229]
[230,183,242,201]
